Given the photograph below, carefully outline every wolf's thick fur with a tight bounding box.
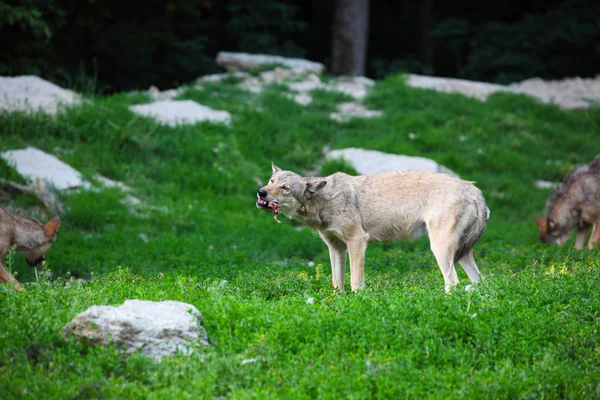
[0,207,60,290]
[535,155,600,249]
[257,164,490,292]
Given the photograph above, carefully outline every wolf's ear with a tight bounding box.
[272,163,282,173]
[44,215,61,237]
[304,180,327,198]
[534,216,547,233]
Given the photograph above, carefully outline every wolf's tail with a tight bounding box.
[454,198,489,263]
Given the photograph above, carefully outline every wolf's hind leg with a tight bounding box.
[428,233,459,293]
[458,250,481,284]
[347,232,369,291]
[588,222,600,249]
[319,232,347,290]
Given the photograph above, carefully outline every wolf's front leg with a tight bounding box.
[0,259,22,291]
[319,232,347,290]
[346,231,369,291]
[575,224,592,249]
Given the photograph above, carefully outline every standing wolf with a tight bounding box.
[256,163,490,293]
[0,207,60,290]
[535,155,600,249]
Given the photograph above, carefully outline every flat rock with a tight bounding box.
[406,74,506,101]
[62,300,210,360]
[328,76,375,99]
[130,100,231,126]
[406,73,600,110]
[330,102,382,122]
[198,71,250,83]
[0,75,82,115]
[327,147,458,177]
[1,147,86,190]
[216,51,325,75]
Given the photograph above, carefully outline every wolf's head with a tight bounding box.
[534,201,578,246]
[18,214,61,266]
[256,163,326,217]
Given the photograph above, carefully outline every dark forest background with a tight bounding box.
[2,0,599,93]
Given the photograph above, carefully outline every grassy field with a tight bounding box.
[1,74,599,399]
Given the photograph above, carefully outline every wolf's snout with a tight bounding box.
[258,188,268,198]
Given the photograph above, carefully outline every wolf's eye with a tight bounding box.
[270,179,274,184]
[282,186,290,193]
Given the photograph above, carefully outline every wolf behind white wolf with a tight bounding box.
[535,154,600,249]
[257,164,489,293]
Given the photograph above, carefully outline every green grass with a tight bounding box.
[1,74,599,399]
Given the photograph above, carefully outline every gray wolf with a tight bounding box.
[256,163,490,293]
[0,207,60,290]
[535,155,600,249]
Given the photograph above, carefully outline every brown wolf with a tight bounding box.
[256,163,490,293]
[0,207,60,290]
[535,155,600,249]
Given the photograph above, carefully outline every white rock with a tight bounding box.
[95,175,132,192]
[287,74,325,93]
[155,88,181,101]
[259,67,306,84]
[330,102,382,122]
[328,76,375,99]
[535,180,560,190]
[130,100,231,126]
[198,71,250,83]
[0,75,82,114]
[293,93,313,105]
[406,73,600,110]
[148,85,161,100]
[62,300,210,360]
[326,147,458,177]
[238,77,264,94]
[406,74,507,101]
[1,147,87,190]
[216,51,325,75]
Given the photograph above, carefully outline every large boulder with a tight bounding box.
[62,300,210,360]
[216,51,325,75]
[327,147,458,177]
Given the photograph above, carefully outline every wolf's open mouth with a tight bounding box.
[256,198,280,215]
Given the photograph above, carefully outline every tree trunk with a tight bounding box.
[331,0,370,76]
[418,0,434,73]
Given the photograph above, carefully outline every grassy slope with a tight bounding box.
[0,75,599,399]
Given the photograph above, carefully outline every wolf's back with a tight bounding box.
[588,154,600,173]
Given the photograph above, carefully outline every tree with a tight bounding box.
[331,0,370,76]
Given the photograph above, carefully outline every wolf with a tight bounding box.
[0,207,60,290]
[535,155,600,249]
[256,163,490,293]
